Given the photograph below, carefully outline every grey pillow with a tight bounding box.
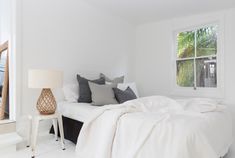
[89,82,118,106]
[113,87,137,104]
[77,75,105,103]
[100,73,124,84]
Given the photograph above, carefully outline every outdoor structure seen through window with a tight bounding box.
[176,25,218,89]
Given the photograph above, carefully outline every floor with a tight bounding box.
[2,136,77,158]
[2,135,234,158]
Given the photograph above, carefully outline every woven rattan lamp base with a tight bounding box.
[37,88,57,115]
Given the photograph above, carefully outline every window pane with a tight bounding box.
[177,31,195,58]
[177,60,194,87]
[196,57,217,87]
[196,25,218,57]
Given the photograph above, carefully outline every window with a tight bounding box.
[176,25,218,89]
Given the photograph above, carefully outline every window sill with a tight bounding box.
[0,120,15,125]
[170,87,224,99]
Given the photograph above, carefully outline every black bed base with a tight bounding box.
[49,116,83,144]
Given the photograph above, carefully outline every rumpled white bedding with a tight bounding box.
[75,96,233,158]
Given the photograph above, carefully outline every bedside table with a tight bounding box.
[30,113,65,158]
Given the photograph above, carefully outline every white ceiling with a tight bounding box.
[85,0,235,24]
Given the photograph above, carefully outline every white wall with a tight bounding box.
[134,9,235,104]
[0,0,12,43]
[15,0,135,135]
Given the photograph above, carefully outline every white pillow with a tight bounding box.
[62,84,79,102]
[117,82,139,98]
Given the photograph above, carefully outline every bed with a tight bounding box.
[52,96,233,158]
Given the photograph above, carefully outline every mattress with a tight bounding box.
[57,102,98,122]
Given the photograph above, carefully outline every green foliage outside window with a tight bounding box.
[176,25,218,87]
[177,60,194,87]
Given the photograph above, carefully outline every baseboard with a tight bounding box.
[0,121,16,134]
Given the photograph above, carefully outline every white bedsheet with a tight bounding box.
[57,102,97,122]
[76,96,233,158]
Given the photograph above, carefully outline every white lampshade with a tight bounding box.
[28,69,63,89]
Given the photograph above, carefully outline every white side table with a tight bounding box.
[30,113,65,158]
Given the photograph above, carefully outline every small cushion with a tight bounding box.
[100,73,124,84]
[89,82,118,106]
[63,84,79,103]
[117,82,139,98]
[113,87,137,104]
[77,75,105,103]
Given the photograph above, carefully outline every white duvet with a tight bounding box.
[76,96,233,158]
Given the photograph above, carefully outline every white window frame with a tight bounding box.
[171,20,224,98]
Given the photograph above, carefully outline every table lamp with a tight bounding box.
[28,69,63,115]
